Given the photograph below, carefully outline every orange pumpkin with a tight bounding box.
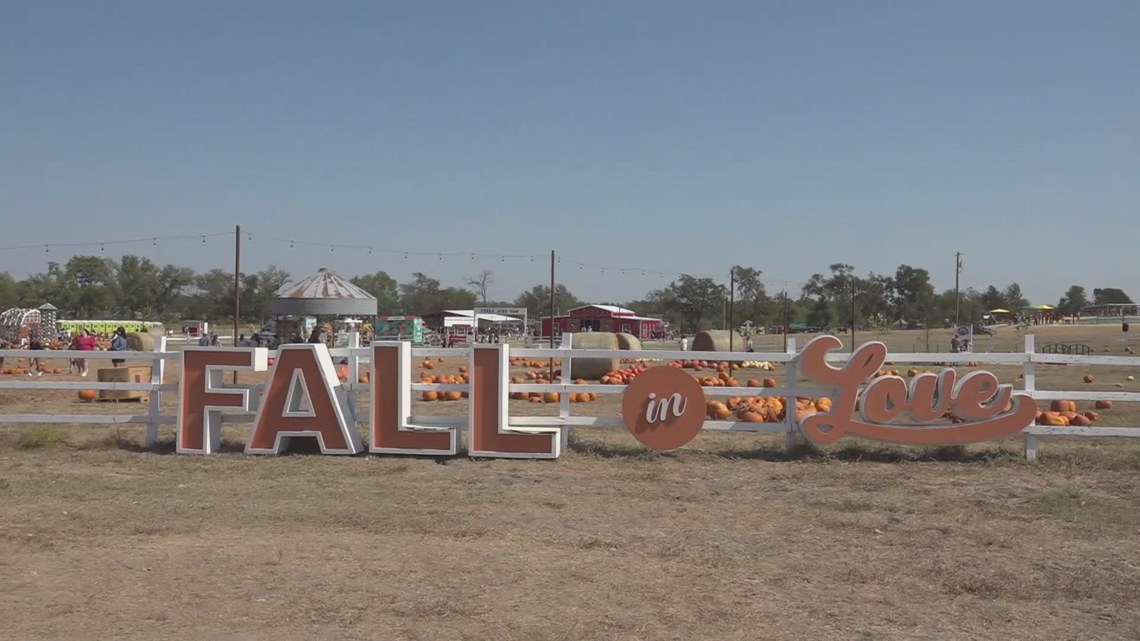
[762,377,777,388]
[543,392,560,403]
[1083,374,1095,383]
[77,389,98,401]
[1069,414,1092,427]
[421,391,439,401]
[1050,400,1077,413]
[1095,400,1113,409]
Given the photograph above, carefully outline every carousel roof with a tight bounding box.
[272,268,378,317]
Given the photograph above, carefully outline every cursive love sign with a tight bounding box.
[797,335,1037,445]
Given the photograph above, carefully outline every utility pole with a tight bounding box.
[728,267,735,352]
[850,277,857,351]
[233,224,241,385]
[548,249,555,380]
[954,251,963,326]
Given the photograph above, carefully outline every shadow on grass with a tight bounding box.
[566,434,1027,465]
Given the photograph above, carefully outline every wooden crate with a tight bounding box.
[97,366,152,402]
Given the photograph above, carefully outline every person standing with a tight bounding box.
[75,329,97,377]
[109,327,129,367]
[27,332,46,376]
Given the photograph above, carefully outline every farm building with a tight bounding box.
[539,305,664,340]
[420,309,524,345]
[420,309,522,330]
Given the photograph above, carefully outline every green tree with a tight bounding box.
[1057,285,1089,316]
[514,284,581,320]
[0,272,19,310]
[1093,288,1133,305]
[663,275,726,331]
[350,271,401,314]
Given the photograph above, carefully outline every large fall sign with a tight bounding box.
[176,336,1037,457]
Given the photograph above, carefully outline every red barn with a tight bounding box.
[539,305,664,340]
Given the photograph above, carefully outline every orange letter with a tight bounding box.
[178,347,268,455]
[246,344,363,455]
[469,344,561,459]
[370,341,459,455]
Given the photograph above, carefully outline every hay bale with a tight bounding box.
[690,330,744,352]
[615,332,642,351]
[125,332,155,352]
[565,332,621,380]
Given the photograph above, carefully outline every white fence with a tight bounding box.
[1,334,1138,461]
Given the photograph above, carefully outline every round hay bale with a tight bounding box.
[126,332,155,352]
[690,330,743,353]
[565,332,621,380]
[615,332,642,351]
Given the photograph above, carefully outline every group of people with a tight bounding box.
[0,326,130,376]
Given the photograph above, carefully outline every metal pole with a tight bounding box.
[233,224,241,385]
[850,277,857,351]
[954,251,962,326]
[548,249,555,380]
[728,268,735,352]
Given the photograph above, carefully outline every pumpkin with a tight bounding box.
[1083,411,1100,421]
[77,389,98,401]
[1037,411,1069,426]
[543,392,560,403]
[738,410,763,423]
[421,391,439,401]
[528,396,543,403]
[443,391,462,401]
[1095,400,1113,409]
[1069,414,1092,427]
[358,374,370,384]
[1050,400,1077,413]
[1083,374,1095,383]
[815,397,832,412]
[762,377,777,388]
[422,361,435,370]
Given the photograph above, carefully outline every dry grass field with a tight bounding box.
[2,325,1139,640]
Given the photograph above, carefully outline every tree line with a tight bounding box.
[0,256,1132,333]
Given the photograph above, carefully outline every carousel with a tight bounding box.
[271,268,378,347]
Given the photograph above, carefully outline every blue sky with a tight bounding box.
[2,1,1136,305]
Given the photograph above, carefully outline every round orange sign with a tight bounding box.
[621,366,707,451]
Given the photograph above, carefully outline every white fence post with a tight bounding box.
[345,331,362,424]
[145,336,168,448]
[1022,333,1038,462]
[784,337,801,452]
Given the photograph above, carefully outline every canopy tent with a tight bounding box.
[988,308,1012,314]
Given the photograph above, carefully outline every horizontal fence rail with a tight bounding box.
[0,333,1137,460]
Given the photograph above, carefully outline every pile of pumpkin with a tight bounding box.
[419,359,469,401]
[706,395,831,423]
[1,359,66,376]
[1035,399,1112,427]
[508,370,600,403]
[509,356,563,368]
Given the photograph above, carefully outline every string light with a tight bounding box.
[0,229,804,288]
